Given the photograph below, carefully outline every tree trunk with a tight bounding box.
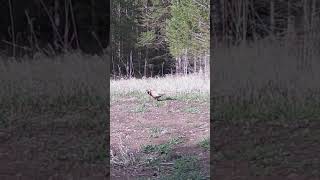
[112,52,115,78]
[161,62,164,76]
[176,57,181,75]
[242,0,247,44]
[129,50,133,78]
[54,0,60,50]
[310,0,316,59]
[204,54,207,76]
[199,57,202,74]
[270,0,275,36]
[8,0,15,57]
[150,64,153,77]
[144,49,148,77]
[213,0,223,44]
[175,57,178,74]
[118,65,121,78]
[64,0,69,51]
[69,0,79,50]
[138,51,141,76]
[303,0,310,70]
[126,60,129,77]
[184,49,188,75]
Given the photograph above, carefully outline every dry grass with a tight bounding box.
[0,53,109,118]
[211,38,320,122]
[110,135,137,167]
[110,73,210,96]
[212,38,320,178]
[213,38,320,100]
[0,53,109,179]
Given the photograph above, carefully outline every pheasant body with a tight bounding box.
[146,89,165,101]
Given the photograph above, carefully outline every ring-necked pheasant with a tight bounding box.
[146,89,165,101]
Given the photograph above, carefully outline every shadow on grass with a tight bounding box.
[157,97,177,101]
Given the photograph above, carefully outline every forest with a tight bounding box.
[1,0,319,78]
[111,0,210,78]
[111,0,320,79]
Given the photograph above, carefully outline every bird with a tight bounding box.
[146,89,165,101]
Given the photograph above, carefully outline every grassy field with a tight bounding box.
[110,74,210,179]
[212,91,320,179]
[1,38,319,179]
[0,53,109,179]
[212,40,320,179]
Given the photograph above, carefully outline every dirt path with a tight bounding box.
[110,97,210,179]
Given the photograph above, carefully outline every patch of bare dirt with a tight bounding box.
[110,98,210,178]
[0,111,108,179]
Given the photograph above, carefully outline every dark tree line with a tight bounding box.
[0,0,110,56]
[211,0,320,71]
[1,0,319,77]
[111,0,320,79]
[211,0,320,46]
[111,0,210,79]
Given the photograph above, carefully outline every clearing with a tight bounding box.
[110,75,210,179]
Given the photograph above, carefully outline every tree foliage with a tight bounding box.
[166,0,209,57]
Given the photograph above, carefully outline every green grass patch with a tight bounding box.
[158,156,207,180]
[212,91,320,122]
[198,138,210,151]
[155,101,166,107]
[141,136,184,155]
[149,127,166,138]
[173,92,209,103]
[184,107,201,114]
